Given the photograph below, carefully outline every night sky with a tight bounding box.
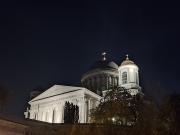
[0,1,180,117]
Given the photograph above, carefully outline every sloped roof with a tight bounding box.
[29,85,84,102]
[29,85,101,103]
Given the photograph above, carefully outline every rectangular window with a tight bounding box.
[122,72,127,84]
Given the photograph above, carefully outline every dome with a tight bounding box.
[90,60,118,70]
[81,52,119,95]
[89,52,118,70]
[121,59,135,66]
[121,55,136,66]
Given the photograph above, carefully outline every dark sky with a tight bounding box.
[0,0,179,117]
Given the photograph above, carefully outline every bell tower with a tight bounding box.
[118,55,141,95]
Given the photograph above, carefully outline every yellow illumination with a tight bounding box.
[129,68,134,72]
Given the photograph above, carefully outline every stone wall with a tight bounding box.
[0,118,28,135]
[0,118,133,135]
[28,123,132,135]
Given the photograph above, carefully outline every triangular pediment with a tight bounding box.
[29,85,84,103]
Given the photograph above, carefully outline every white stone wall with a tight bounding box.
[27,87,101,123]
[118,64,140,95]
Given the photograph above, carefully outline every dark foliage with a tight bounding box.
[91,87,137,125]
[64,101,79,123]
[91,86,179,135]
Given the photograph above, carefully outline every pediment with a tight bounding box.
[30,85,83,103]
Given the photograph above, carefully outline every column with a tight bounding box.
[78,97,84,123]
[112,76,114,88]
[42,111,46,121]
[96,76,100,95]
[109,76,112,88]
[83,97,88,123]
[85,99,88,123]
[38,110,42,121]
[61,102,64,123]
[117,77,119,86]
[115,77,117,86]
[49,109,53,123]
[106,76,109,89]
[88,98,92,123]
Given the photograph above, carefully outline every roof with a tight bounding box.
[29,85,101,103]
[90,60,118,70]
[121,55,136,66]
[121,59,135,66]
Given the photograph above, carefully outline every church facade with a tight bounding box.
[24,53,141,123]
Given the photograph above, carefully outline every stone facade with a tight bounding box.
[81,54,141,96]
[25,54,141,124]
[81,69,119,95]
[25,85,101,123]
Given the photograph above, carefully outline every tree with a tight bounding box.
[90,86,166,135]
[91,86,137,125]
[158,95,180,135]
[134,98,160,135]
[64,101,79,123]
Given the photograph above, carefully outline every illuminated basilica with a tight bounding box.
[24,53,141,123]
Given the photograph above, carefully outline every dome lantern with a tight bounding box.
[121,54,136,66]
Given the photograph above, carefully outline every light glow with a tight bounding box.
[112,117,115,122]
[129,68,134,72]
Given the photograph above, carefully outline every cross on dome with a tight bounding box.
[102,52,107,61]
[126,54,129,60]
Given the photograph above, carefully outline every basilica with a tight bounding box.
[24,53,141,123]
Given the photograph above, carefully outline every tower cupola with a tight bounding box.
[118,55,141,95]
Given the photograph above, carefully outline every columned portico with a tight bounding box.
[25,85,101,123]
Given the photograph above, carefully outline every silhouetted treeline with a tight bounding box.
[91,87,180,135]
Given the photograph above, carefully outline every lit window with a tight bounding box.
[122,72,127,84]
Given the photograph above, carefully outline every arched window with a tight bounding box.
[122,72,127,84]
